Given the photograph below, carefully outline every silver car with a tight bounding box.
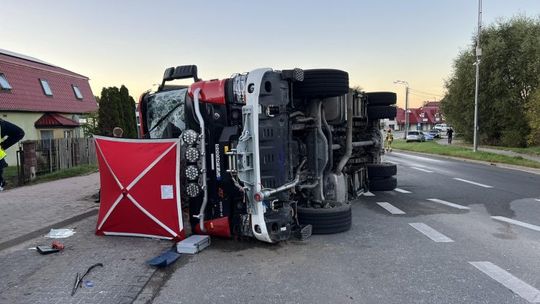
[406,131,425,142]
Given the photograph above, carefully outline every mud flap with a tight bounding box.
[293,224,313,240]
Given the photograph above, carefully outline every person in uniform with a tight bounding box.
[0,119,25,191]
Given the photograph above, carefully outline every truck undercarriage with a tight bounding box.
[138,66,397,243]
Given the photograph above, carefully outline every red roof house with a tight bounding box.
[0,49,98,160]
[394,101,445,131]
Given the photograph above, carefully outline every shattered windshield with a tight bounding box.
[146,89,187,138]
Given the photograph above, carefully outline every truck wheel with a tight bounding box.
[367,162,397,178]
[366,92,397,106]
[297,204,352,234]
[367,105,397,120]
[293,69,349,99]
[369,176,397,191]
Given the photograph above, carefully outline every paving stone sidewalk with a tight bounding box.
[0,216,171,304]
[0,172,183,304]
[0,173,100,245]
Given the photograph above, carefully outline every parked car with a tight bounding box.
[423,132,434,141]
[429,129,441,138]
[406,131,425,142]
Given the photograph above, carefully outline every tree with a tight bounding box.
[526,87,540,145]
[119,85,138,138]
[97,86,138,137]
[82,110,99,137]
[442,16,540,147]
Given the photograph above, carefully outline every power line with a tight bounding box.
[408,88,443,98]
[409,93,441,101]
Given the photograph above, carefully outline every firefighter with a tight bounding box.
[385,128,394,152]
[112,127,123,138]
[0,119,25,191]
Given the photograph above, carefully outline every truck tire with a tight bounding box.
[369,176,397,191]
[293,69,349,99]
[297,204,352,234]
[366,92,397,106]
[367,162,397,178]
[367,105,397,120]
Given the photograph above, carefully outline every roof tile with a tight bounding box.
[35,113,80,128]
[0,52,98,113]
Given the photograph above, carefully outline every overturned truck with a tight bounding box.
[138,66,397,243]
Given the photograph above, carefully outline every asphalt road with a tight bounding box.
[145,151,540,304]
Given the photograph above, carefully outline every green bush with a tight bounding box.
[501,129,527,147]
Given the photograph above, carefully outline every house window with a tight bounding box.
[0,73,12,90]
[72,85,83,100]
[40,130,54,140]
[64,130,73,138]
[40,79,53,96]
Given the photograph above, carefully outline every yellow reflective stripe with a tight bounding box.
[0,147,6,159]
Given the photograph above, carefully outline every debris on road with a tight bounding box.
[71,263,103,296]
[46,228,75,239]
[176,235,210,254]
[147,247,182,268]
[71,273,80,296]
[36,245,60,255]
[51,240,65,250]
[83,280,94,288]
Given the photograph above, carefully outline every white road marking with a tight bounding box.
[409,223,454,242]
[491,216,540,232]
[392,152,445,163]
[411,167,434,173]
[453,177,493,188]
[427,198,470,210]
[377,202,405,215]
[469,261,540,303]
[535,198,540,202]
[395,188,412,194]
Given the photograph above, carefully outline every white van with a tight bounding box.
[433,123,448,132]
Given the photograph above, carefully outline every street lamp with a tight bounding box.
[394,80,409,139]
[473,0,482,152]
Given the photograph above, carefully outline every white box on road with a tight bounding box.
[176,235,210,254]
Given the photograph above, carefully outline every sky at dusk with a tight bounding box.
[2,0,540,108]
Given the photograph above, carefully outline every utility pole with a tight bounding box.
[394,80,410,139]
[405,86,410,139]
[473,0,482,152]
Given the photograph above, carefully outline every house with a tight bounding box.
[393,101,444,131]
[0,49,97,162]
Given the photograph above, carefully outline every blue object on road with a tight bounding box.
[147,248,181,268]
[83,280,94,288]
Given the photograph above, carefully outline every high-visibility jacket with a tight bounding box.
[0,124,5,159]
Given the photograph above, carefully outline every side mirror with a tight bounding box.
[160,65,200,89]
[171,65,199,82]
[162,67,175,82]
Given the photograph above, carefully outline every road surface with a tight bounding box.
[2,151,540,304]
[147,151,540,304]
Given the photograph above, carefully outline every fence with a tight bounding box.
[17,138,97,184]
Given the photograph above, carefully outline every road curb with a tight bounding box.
[391,149,540,176]
[0,208,99,251]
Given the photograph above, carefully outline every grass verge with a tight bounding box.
[482,145,540,156]
[392,140,540,169]
[2,166,18,189]
[2,164,98,190]
[33,164,98,183]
